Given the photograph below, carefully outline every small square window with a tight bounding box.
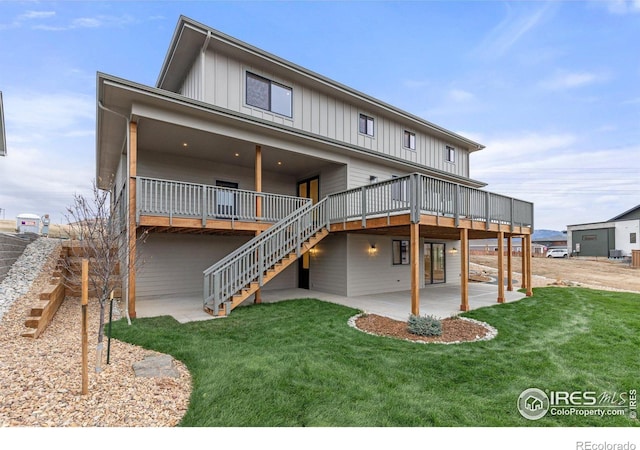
[403,130,416,150]
[446,146,455,163]
[631,233,637,244]
[392,240,410,265]
[359,113,374,137]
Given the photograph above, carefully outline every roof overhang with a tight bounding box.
[155,16,485,154]
[97,73,487,191]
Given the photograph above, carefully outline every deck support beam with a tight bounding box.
[255,144,263,304]
[127,121,137,319]
[525,234,533,297]
[410,222,420,316]
[460,227,469,311]
[507,235,513,291]
[497,231,505,303]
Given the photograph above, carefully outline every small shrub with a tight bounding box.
[407,314,442,337]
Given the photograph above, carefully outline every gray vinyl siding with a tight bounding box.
[180,47,471,178]
[309,233,347,295]
[346,234,423,297]
[137,150,296,196]
[137,233,296,299]
[137,233,251,299]
[347,158,410,189]
[179,53,203,101]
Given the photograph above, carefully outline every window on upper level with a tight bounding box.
[403,130,416,150]
[359,113,375,137]
[246,72,292,117]
[446,145,455,163]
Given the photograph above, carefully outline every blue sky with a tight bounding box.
[0,0,638,231]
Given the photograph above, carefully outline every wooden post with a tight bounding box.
[497,231,505,303]
[81,258,89,395]
[525,234,533,297]
[410,222,420,316]
[128,121,138,319]
[460,227,469,311]
[255,145,263,304]
[507,235,513,291]
[521,235,527,291]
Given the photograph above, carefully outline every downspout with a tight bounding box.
[98,100,132,326]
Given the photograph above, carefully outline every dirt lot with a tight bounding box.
[0,219,70,238]
[470,254,640,293]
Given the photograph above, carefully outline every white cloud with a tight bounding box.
[601,0,640,14]
[6,91,94,135]
[539,71,609,90]
[19,11,56,20]
[449,89,475,103]
[476,3,554,58]
[470,132,640,229]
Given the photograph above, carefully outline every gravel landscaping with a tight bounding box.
[0,238,192,427]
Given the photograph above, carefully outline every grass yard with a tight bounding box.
[109,287,640,427]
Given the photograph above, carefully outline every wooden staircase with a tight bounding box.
[204,228,329,317]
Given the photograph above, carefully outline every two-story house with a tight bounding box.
[96,16,534,320]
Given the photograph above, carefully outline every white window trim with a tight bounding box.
[403,130,416,151]
[446,145,456,164]
[358,113,375,137]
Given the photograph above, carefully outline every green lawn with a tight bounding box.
[109,287,640,427]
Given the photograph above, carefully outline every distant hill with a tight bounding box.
[532,229,566,240]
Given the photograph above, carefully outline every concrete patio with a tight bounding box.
[135,281,527,323]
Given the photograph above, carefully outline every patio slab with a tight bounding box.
[135,282,526,323]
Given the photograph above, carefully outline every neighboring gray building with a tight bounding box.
[0,91,6,157]
[567,205,640,258]
[97,16,534,319]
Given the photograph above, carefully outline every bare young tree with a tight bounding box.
[64,179,143,372]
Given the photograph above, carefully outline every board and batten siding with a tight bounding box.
[308,234,348,296]
[178,47,470,178]
[137,233,296,299]
[179,52,204,100]
[346,234,423,297]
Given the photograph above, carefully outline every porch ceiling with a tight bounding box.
[137,116,341,177]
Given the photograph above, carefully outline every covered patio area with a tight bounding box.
[134,282,527,324]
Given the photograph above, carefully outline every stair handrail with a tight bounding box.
[203,197,329,309]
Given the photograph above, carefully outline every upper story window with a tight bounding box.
[403,130,416,150]
[446,145,456,163]
[246,72,292,117]
[359,113,375,137]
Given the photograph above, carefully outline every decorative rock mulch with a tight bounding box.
[0,241,192,427]
[349,313,497,345]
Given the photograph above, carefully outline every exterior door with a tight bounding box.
[216,180,238,218]
[297,176,319,289]
[424,243,446,284]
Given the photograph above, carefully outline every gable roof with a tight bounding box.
[0,91,6,157]
[609,204,640,222]
[156,15,485,154]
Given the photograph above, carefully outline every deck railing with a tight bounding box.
[203,198,328,314]
[201,172,533,314]
[327,173,533,230]
[136,177,311,225]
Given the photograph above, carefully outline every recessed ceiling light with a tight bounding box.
[277,161,282,165]
[182,142,188,148]
[234,153,240,157]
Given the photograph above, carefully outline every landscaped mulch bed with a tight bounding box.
[354,314,495,344]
